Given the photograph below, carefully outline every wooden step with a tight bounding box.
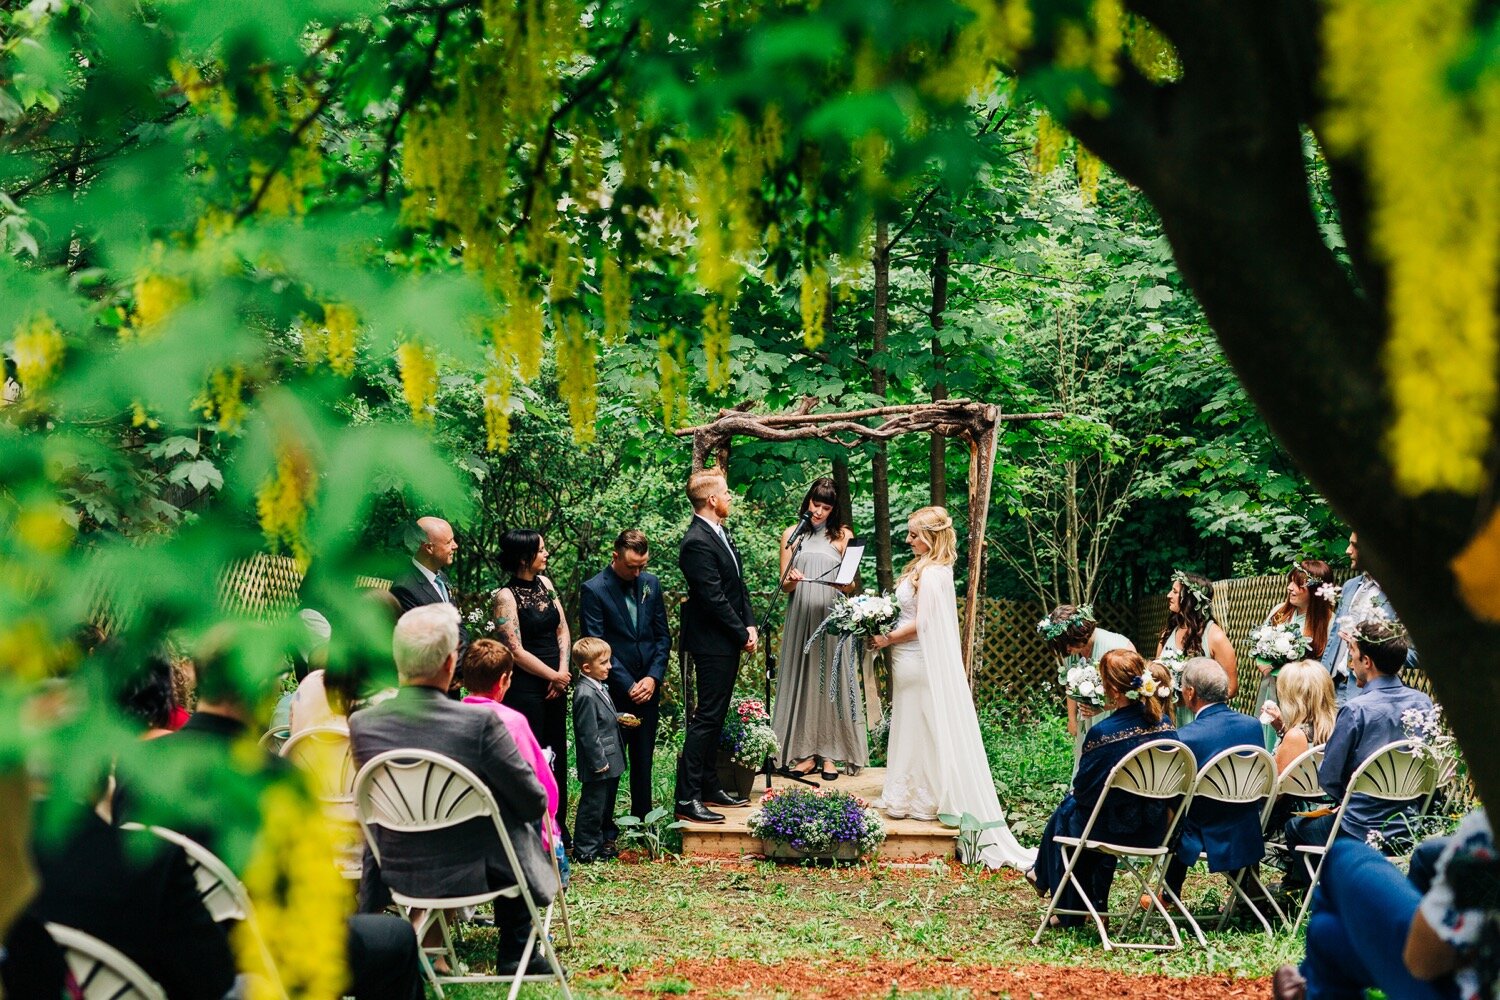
[676,767,960,862]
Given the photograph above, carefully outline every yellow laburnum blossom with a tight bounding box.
[1076,147,1102,205]
[15,503,73,554]
[322,304,359,376]
[556,312,597,444]
[1324,0,1500,494]
[1033,111,1068,176]
[1125,14,1181,83]
[396,341,439,427]
[204,366,247,431]
[658,332,688,429]
[255,444,316,567]
[0,617,72,681]
[482,363,513,453]
[601,257,630,346]
[799,265,831,350]
[127,273,189,337]
[1091,0,1125,84]
[702,296,733,393]
[233,784,349,1000]
[923,0,1032,101]
[11,314,65,391]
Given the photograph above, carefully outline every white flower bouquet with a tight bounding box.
[818,593,899,638]
[1060,658,1107,707]
[1156,647,1186,687]
[805,592,898,720]
[1249,621,1312,667]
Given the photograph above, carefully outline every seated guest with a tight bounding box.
[115,628,425,1000]
[460,638,561,845]
[1264,659,1339,774]
[1028,651,1177,927]
[1283,619,1432,888]
[118,652,181,740]
[1274,809,1492,1000]
[350,603,558,977]
[271,608,332,731]
[28,793,237,1000]
[1162,657,1266,901]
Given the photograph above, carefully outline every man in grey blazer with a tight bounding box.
[350,603,558,976]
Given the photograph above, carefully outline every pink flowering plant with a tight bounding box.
[720,696,779,768]
[747,786,886,858]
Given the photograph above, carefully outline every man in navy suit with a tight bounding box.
[1164,657,1268,901]
[579,529,672,825]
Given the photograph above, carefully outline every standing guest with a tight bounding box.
[351,604,557,979]
[1028,651,1177,927]
[1039,603,1136,764]
[461,639,560,848]
[1157,570,1239,707]
[1161,658,1267,904]
[493,529,573,848]
[1255,560,1337,749]
[579,529,670,827]
[772,477,864,782]
[1282,619,1433,889]
[390,517,461,614]
[1322,531,1415,707]
[674,469,757,824]
[571,638,626,864]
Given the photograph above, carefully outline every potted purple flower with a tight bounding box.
[746,786,886,862]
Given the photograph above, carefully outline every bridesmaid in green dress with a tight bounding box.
[1155,571,1239,727]
[1040,604,1135,766]
[1253,559,1336,749]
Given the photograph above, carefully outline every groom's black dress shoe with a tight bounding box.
[703,789,749,808]
[675,800,725,823]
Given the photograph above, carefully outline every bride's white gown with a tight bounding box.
[879,565,1038,870]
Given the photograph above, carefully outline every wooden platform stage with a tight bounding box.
[676,766,960,862]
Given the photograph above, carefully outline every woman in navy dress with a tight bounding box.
[1028,649,1178,926]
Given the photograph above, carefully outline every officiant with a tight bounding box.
[579,529,671,826]
[770,478,870,782]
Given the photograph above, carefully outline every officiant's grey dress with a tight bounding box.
[771,530,868,767]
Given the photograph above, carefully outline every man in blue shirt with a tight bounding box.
[1284,619,1431,888]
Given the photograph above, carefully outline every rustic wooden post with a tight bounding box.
[961,406,1000,682]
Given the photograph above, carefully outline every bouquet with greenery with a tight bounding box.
[747,787,886,858]
[720,696,778,768]
[1249,621,1312,666]
[1155,647,1187,688]
[804,592,898,721]
[1060,658,1106,707]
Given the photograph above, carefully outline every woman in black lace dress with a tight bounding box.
[493,529,573,844]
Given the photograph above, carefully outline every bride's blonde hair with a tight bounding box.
[898,506,958,590]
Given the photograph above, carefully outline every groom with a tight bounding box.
[674,470,757,824]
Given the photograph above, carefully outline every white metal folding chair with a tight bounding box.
[1158,744,1283,943]
[542,811,575,949]
[280,725,362,879]
[353,748,572,1000]
[257,727,290,754]
[45,923,166,1000]
[1289,739,1439,931]
[118,823,286,998]
[1032,739,1197,951]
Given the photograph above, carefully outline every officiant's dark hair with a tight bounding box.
[799,477,845,541]
[499,529,544,574]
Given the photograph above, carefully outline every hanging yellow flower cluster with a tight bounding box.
[10,314,65,392]
[1076,147,1102,205]
[1033,111,1069,175]
[1125,15,1180,83]
[657,332,688,429]
[921,0,1032,101]
[124,273,189,338]
[301,303,359,376]
[556,311,596,443]
[395,340,440,427]
[1323,0,1500,495]
[601,257,630,346]
[800,264,830,350]
[202,366,247,431]
[255,443,316,568]
[0,616,73,681]
[233,783,349,1000]
[482,361,513,452]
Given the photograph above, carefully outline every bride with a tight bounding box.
[870,506,1037,870]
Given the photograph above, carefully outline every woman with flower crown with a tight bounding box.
[1156,571,1237,726]
[1039,604,1136,765]
[1027,649,1177,927]
[1253,559,1337,749]
[868,506,1036,869]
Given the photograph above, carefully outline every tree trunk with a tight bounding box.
[871,221,894,592]
[832,456,853,531]
[929,236,950,506]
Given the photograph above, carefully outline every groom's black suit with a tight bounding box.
[675,514,756,805]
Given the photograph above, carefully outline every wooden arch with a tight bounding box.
[675,399,1063,676]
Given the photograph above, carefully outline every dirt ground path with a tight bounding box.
[613,957,1271,998]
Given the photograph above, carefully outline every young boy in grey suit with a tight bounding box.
[572,637,627,862]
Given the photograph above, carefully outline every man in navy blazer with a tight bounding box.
[1164,657,1268,899]
[579,529,672,824]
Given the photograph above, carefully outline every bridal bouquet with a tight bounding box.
[720,696,779,768]
[804,592,898,721]
[1249,621,1312,666]
[1060,658,1107,707]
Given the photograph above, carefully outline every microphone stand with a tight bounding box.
[764,520,820,789]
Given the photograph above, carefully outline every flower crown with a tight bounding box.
[1126,668,1172,701]
[1348,618,1409,647]
[1036,603,1095,642]
[1171,570,1211,608]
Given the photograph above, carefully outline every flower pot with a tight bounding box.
[761,840,865,862]
[715,750,758,800]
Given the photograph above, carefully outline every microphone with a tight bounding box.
[786,511,813,548]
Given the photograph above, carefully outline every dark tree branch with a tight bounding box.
[7,103,190,202]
